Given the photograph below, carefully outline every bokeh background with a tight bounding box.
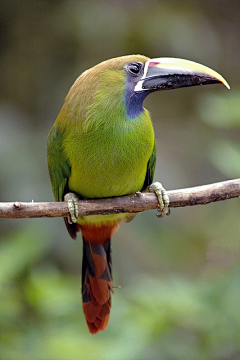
[1,1,240,359]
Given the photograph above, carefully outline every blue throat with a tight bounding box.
[125,91,149,119]
[124,74,150,119]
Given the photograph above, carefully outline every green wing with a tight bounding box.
[47,126,78,239]
[142,139,156,190]
[47,126,71,202]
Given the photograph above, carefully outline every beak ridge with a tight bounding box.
[135,57,230,92]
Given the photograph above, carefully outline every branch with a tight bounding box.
[0,179,239,219]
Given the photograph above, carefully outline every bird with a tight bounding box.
[47,55,229,334]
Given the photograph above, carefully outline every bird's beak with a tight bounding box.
[134,57,230,92]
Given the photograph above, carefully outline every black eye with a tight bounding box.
[126,62,143,76]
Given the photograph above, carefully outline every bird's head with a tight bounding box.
[122,55,229,119]
[68,55,229,122]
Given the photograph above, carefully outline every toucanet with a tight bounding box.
[47,55,229,334]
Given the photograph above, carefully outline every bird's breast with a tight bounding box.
[65,113,154,199]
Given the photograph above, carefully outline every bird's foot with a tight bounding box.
[64,192,79,224]
[147,182,170,218]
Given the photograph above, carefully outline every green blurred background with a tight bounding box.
[0,1,240,359]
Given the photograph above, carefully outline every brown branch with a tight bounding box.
[0,179,239,219]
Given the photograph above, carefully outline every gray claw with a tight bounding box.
[147,182,170,218]
[64,192,79,224]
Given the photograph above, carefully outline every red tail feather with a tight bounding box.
[80,224,118,334]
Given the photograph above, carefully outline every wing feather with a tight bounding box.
[142,139,156,190]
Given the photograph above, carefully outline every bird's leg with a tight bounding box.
[64,192,79,223]
[147,182,170,218]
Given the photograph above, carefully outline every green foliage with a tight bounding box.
[199,90,240,177]
[2,258,240,359]
[200,91,240,129]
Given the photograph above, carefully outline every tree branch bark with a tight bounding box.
[0,179,239,219]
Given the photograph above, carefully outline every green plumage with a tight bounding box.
[47,54,228,334]
[47,55,156,226]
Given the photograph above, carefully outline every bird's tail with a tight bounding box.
[80,224,118,334]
